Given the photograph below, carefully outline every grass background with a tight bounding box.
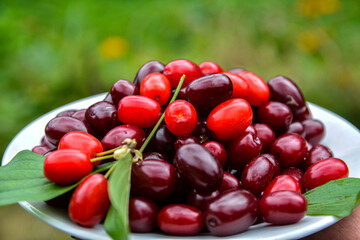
[0,0,359,239]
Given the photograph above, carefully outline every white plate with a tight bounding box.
[2,93,360,240]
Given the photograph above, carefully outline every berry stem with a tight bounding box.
[91,155,115,163]
[95,146,124,157]
[139,75,185,153]
[104,162,118,179]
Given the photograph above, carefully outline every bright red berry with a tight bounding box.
[140,73,171,105]
[118,95,161,128]
[303,157,349,190]
[68,174,110,227]
[165,100,198,136]
[238,71,270,106]
[207,98,253,141]
[44,149,93,185]
[163,59,203,88]
[199,61,223,75]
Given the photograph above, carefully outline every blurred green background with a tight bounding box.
[0,0,359,239]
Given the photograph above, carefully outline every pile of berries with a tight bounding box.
[32,59,349,236]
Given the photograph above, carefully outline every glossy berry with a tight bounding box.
[118,95,161,128]
[263,175,302,196]
[207,98,253,141]
[263,153,281,177]
[186,73,233,114]
[129,197,159,233]
[228,132,262,171]
[44,149,93,185]
[286,121,305,137]
[31,145,52,155]
[227,68,245,74]
[110,79,139,105]
[101,125,145,151]
[45,116,90,146]
[71,109,88,125]
[303,158,349,190]
[267,75,306,115]
[259,190,307,225]
[294,105,312,121]
[165,100,198,136]
[163,59,203,88]
[131,160,177,200]
[305,144,333,169]
[186,189,220,212]
[85,101,120,137]
[68,174,110,227]
[147,124,176,155]
[223,72,249,99]
[142,152,169,162]
[204,189,258,236]
[256,101,293,133]
[140,73,171,105]
[237,71,270,106]
[157,204,204,236]
[241,155,276,196]
[174,135,200,152]
[134,60,165,88]
[56,109,77,117]
[219,172,241,193]
[58,131,103,166]
[192,116,211,143]
[281,167,304,192]
[270,133,308,168]
[252,123,276,153]
[175,144,223,193]
[103,92,114,104]
[302,119,325,146]
[203,141,227,167]
[199,61,223,75]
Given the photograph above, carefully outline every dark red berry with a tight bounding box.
[134,60,165,88]
[228,132,262,171]
[110,79,139,105]
[259,190,307,225]
[129,197,159,233]
[157,204,204,236]
[270,133,308,168]
[175,144,223,193]
[204,189,258,236]
[131,160,177,200]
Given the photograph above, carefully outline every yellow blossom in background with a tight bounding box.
[98,36,129,59]
[297,30,323,53]
[297,0,340,18]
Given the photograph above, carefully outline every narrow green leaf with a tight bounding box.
[304,177,360,218]
[0,150,78,205]
[104,152,133,240]
[104,206,128,240]
[93,161,117,174]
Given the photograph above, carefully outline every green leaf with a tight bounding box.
[304,177,360,218]
[93,161,117,174]
[104,152,133,240]
[0,150,78,206]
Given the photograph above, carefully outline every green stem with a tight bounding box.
[139,74,186,153]
[104,162,118,179]
[95,146,124,157]
[91,155,115,163]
